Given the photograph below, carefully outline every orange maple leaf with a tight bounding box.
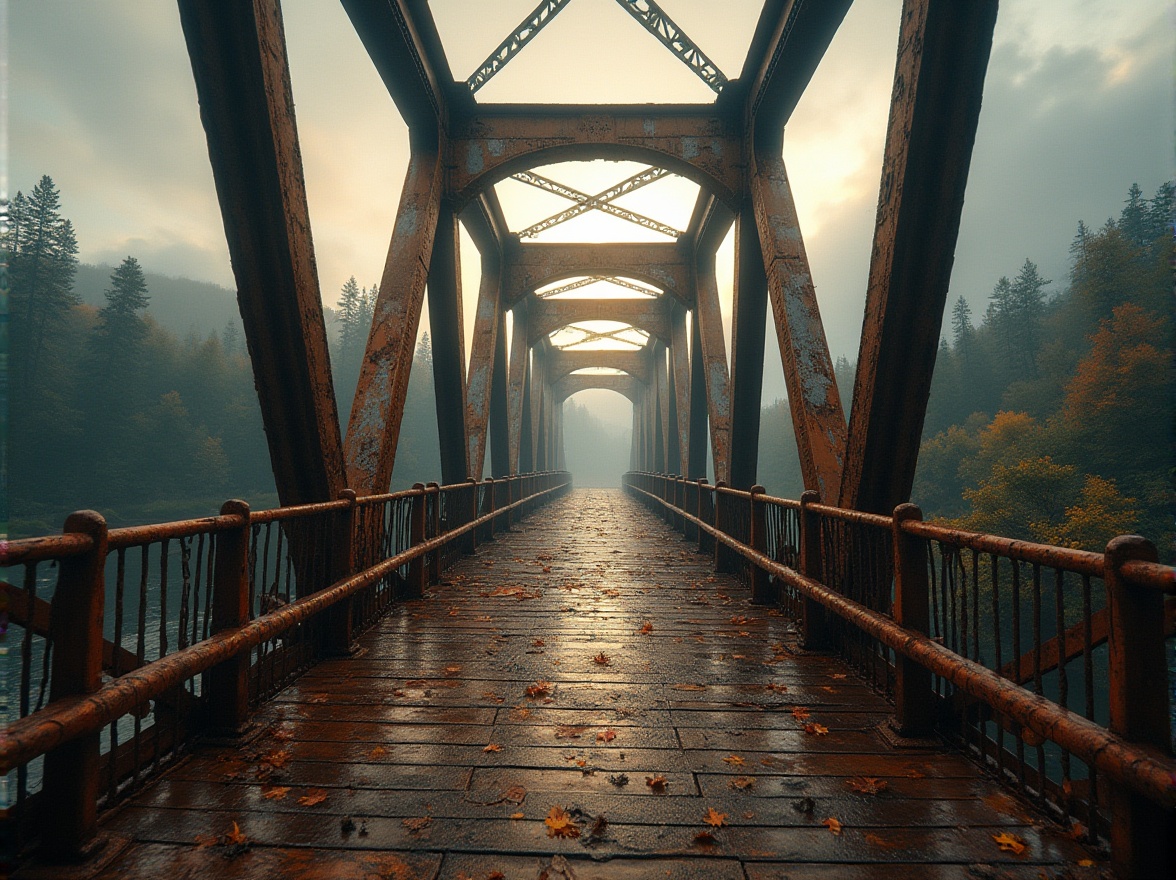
[722,755,745,766]
[224,821,248,846]
[731,776,755,790]
[593,652,611,666]
[638,621,653,634]
[525,680,552,698]
[847,776,888,795]
[596,729,617,743]
[822,817,842,835]
[544,806,581,838]
[703,807,727,827]
[791,706,811,720]
[260,785,290,801]
[366,745,387,760]
[645,775,668,792]
[992,832,1027,855]
[483,743,502,752]
[804,723,829,736]
[297,788,328,807]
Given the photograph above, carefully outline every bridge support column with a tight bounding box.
[520,351,534,473]
[507,303,529,475]
[344,149,443,495]
[489,308,511,478]
[209,500,254,732]
[653,341,668,474]
[687,310,709,480]
[840,0,997,513]
[694,260,732,484]
[180,0,345,506]
[750,150,845,501]
[670,306,692,475]
[465,249,503,481]
[430,202,471,485]
[799,490,828,650]
[729,201,768,490]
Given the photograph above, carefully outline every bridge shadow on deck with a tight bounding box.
[94,489,1091,879]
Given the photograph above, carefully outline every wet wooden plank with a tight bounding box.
[89,489,1097,877]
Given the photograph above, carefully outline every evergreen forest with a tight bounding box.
[5,175,1172,562]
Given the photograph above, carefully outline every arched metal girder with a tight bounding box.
[504,241,691,307]
[528,297,673,344]
[547,349,651,384]
[554,373,642,405]
[447,107,743,209]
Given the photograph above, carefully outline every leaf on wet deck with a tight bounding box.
[722,755,745,766]
[592,652,611,666]
[703,807,727,827]
[525,680,553,698]
[803,723,829,736]
[846,776,888,795]
[992,831,1027,855]
[596,729,617,743]
[544,806,581,838]
[645,775,668,792]
[297,788,328,807]
[260,785,290,800]
[822,817,842,835]
[403,816,432,833]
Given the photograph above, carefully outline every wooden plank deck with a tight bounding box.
[89,488,1097,879]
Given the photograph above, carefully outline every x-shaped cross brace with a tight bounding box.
[538,275,661,298]
[512,166,682,239]
[555,322,650,350]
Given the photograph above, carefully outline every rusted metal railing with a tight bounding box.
[623,471,1174,879]
[0,471,572,862]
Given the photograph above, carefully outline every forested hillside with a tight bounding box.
[758,181,1173,559]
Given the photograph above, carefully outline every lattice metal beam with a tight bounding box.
[615,0,727,93]
[538,275,661,298]
[466,0,574,94]
[512,167,682,239]
[554,323,650,350]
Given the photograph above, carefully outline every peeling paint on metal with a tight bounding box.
[680,136,699,160]
[395,204,420,238]
[466,144,485,175]
[708,362,730,419]
[643,118,657,136]
[487,138,505,157]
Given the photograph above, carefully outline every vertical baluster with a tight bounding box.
[132,545,148,790]
[798,491,827,651]
[991,553,1004,780]
[1011,561,1025,788]
[891,505,934,737]
[1031,563,1045,800]
[208,501,252,736]
[108,547,126,801]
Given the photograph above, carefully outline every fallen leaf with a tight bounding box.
[270,728,294,742]
[730,615,750,625]
[645,775,668,792]
[501,785,527,805]
[596,729,617,743]
[403,816,432,833]
[722,755,745,766]
[510,707,532,721]
[992,831,1027,855]
[703,807,727,827]
[510,812,524,820]
[791,706,811,721]
[638,621,653,635]
[865,832,899,850]
[831,673,847,680]
[822,817,842,835]
[261,749,292,768]
[224,820,248,846]
[298,788,328,807]
[444,665,462,675]
[804,723,829,736]
[525,680,552,698]
[555,725,585,739]
[846,776,888,795]
[544,806,581,839]
[592,652,611,666]
[532,638,546,647]
[731,776,755,790]
[365,746,387,760]
[1078,859,1095,867]
[194,833,218,848]
[586,814,608,841]
[483,743,502,752]
[261,785,290,801]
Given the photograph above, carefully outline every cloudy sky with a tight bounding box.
[8,0,1172,421]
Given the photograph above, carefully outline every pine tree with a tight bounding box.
[950,296,973,356]
[1118,182,1149,247]
[1145,181,1174,243]
[5,175,80,393]
[337,276,362,357]
[1011,259,1049,374]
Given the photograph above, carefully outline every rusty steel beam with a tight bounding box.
[614,0,728,93]
[670,305,692,475]
[519,345,535,473]
[728,201,768,490]
[466,0,572,94]
[654,340,674,473]
[840,0,997,514]
[554,323,649,350]
[464,250,503,481]
[537,275,661,299]
[687,303,708,478]
[345,151,443,495]
[179,0,345,507]
[630,397,641,470]
[749,150,846,500]
[555,372,640,404]
[504,241,690,306]
[340,0,454,147]
[652,350,666,472]
[693,259,732,483]
[512,166,681,240]
[742,0,854,150]
[528,297,673,344]
[489,306,511,478]
[429,201,471,484]
[448,107,743,208]
[507,302,530,474]
[548,349,650,383]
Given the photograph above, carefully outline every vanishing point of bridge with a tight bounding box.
[3,2,1173,879]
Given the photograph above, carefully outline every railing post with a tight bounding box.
[798,490,828,650]
[405,483,428,600]
[1104,535,1171,880]
[697,479,711,554]
[749,486,771,605]
[467,478,479,553]
[674,476,684,533]
[40,510,107,861]
[321,489,358,656]
[207,500,252,735]
[714,481,733,573]
[505,476,513,531]
[663,475,673,525]
[427,482,441,584]
[891,504,935,737]
[486,477,496,541]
